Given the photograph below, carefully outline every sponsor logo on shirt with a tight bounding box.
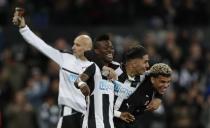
[68,73,78,82]
[99,80,114,91]
[113,81,134,99]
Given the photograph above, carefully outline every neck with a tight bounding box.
[126,66,135,77]
[78,56,87,61]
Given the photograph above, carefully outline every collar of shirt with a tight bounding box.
[127,75,135,81]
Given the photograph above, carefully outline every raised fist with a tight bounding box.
[12,7,26,28]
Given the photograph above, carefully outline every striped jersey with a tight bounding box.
[81,63,130,128]
[19,26,93,114]
[113,73,146,113]
[114,71,163,118]
[81,63,114,128]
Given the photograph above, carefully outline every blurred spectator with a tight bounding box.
[38,94,59,128]
[25,67,49,108]
[0,0,9,26]
[54,37,70,50]
[5,91,38,128]
[201,93,210,128]
[0,27,5,52]
[179,59,199,89]
[1,48,27,90]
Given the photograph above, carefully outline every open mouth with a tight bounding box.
[160,88,167,94]
[105,53,113,60]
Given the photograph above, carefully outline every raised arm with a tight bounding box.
[13,7,63,66]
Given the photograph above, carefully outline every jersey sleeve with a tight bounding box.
[82,63,96,91]
[19,25,63,66]
[83,63,96,78]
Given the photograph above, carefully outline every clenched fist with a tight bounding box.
[12,7,26,28]
[79,83,90,96]
[145,98,162,111]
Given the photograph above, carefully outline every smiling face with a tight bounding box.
[151,75,172,95]
[94,40,114,64]
[126,54,149,76]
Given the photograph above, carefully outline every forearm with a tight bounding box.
[19,26,63,65]
[75,73,90,88]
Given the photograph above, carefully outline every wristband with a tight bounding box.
[78,81,86,87]
[114,110,122,118]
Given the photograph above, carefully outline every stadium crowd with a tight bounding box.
[0,0,210,128]
[0,0,209,27]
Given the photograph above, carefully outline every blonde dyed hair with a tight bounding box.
[150,63,172,77]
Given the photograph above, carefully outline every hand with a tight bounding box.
[120,112,135,123]
[80,84,90,96]
[102,66,117,80]
[12,7,26,28]
[145,98,162,111]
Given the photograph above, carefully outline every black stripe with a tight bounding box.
[108,63,120,70]
[60,105,64,116]
[130,76,141,87]
[62,68,79,75]
[103,94,111,128]
[118,72,127,83]
[88,95,96,128]
[59,49,73,54]
[114,95,118,104]
[130,81,138,88]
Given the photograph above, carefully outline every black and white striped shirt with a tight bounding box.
[81,62,133,128]
[114,72,163,117]
[113,72,146,117]
[82,63,115,128]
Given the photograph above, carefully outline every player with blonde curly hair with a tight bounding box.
[114,63,172,128]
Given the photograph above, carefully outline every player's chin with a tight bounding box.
[159,89,167,95]
[105,57,113,62]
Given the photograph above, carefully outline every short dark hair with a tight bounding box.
[94,34,110,49]
[124,45,148,62]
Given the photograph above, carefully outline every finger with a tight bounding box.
[84,87,90,96]
[12,16,18,25]
[123,118,130,123]
[145,107,155,111]
[145,107,152,111]
[128,114,135,120]
[145,105,151,110]
[81,88,88,96]
[127,117,135,122]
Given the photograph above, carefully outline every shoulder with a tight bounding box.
[109,61,121,70]
[111,61,120,66]
[59,49,75,58]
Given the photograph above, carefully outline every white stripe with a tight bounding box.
[57,117,63,128]
[63,106,73,116]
